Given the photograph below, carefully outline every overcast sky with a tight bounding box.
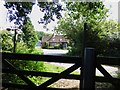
[0,0,120,33]
[104,0,119,21]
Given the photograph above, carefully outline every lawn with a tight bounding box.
[28,62,79,86]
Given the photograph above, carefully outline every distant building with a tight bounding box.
[41,34,68,49]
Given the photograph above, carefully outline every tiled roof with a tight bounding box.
[42,35,68,43]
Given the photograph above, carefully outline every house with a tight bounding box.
[41,34,68,49]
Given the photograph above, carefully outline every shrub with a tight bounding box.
[101,33,120,57]
[0,30,13,52]
[2,42,45,85]
[42,42,49,49]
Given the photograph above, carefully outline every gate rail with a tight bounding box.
[1,49,120,90]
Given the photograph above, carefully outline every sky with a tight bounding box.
[30,0,120,33]
[103,0,119,21]
[0,0,120,33]
[0,0,8,30]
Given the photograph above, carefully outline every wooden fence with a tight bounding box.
[1,48,120,90]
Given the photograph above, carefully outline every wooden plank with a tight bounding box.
[2,52,120,89]
[95,76,120,83]
[2,52,120,65]
[3,59,36,86]
[97,64,119,87]
[2,68,80,80]
[97,56,120,66]
[2,52,81,64]
[38,64,80,88]
[97,64,113,78]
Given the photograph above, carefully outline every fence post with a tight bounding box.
[81,48,96,90]
[80,23,87,90]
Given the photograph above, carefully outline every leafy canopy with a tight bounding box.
[55,1,109,56]
[5,1,63,27]
[22,17,38,50]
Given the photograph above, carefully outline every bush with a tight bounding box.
[0,30,13,52]
[117,72,120,78]
[101,33,120,57]
[42,42,49,49]
[1,22,45,86]
[2,41,45,85]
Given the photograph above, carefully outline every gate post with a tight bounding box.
[81,48,96,90]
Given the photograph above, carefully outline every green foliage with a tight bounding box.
[117,72,120,78]
[55,2,119,56]
[36,31,52,41]
[5,2,32,17]
[36,31,46,40]
[5,1,63,25]
[42,42,49,49]
[1,19,45,85]
[1,29,54,86]
[102,33,120,57]
[66,1,108,22]
[1,18,39,53]
[16,42,30,53]
[0,30,13,52]
[54,43,63,49]
[96,20,120,57]
[2,41,45,85]
[22,17,38,50]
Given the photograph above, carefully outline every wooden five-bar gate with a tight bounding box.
[1,48,120,90]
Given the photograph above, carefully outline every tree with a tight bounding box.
[36,31,45,40]
[22,17,38,50]
[99,20,120,57]
[66,1,108,23]
[1,21,45,86]
[5,1,63,27]
[55,1,109,56]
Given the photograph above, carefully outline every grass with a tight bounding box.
[3,47,79,89]
[28,62,79,87]
[30,48,79,86]
[44,62,79,74]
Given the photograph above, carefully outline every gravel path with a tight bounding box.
[54,79,80,89]
[49,62,118,89]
